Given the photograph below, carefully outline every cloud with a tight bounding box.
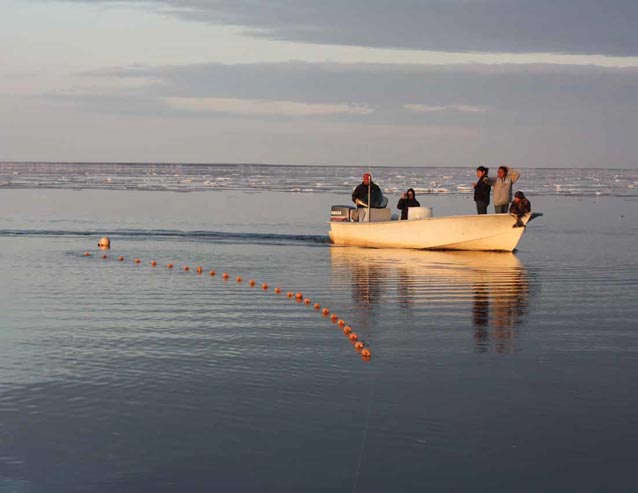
[63,0,638,57]
[165,97,372,116]
[404,104,487,114]
[89,61,638,119]
[34,61,636,167]
[27,60,638,166]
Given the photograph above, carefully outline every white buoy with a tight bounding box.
[97,236,111,249]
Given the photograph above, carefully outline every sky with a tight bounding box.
[1,0,637,167]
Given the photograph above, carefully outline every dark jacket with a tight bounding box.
[397,189,420,220]
[474,177,491,204]
[352,181,383,208]
[509,198,531,218]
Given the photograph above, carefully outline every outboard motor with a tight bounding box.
[331,205,355,222]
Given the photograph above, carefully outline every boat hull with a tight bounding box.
[329,213,530,251]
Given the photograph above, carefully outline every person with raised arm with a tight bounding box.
[490,165,521,213]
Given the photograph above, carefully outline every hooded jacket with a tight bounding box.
[396,188,420,220]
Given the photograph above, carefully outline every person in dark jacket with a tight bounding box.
[473,166,491,214]
[509,191,531,227]
[396,188,420,220]
[352,172,383,221]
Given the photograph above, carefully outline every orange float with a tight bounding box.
[91,254,373,363]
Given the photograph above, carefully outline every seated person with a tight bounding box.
[396,188,420,220]
[509,191,531,227]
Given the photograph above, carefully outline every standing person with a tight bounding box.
[352,172,383,222]
[472,166,491,215]
[396,188,420,220]
[490,165,520,213]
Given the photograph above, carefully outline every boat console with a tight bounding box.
[330,205,392,222]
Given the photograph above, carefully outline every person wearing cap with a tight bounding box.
[509,191,531,227]
[472,166,491,214]
[489,165,520,213]
[352,172,383,221]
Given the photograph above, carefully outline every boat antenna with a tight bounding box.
[366,146,372,222]
[367,171,371,222]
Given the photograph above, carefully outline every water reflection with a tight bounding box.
[330,248,530,352]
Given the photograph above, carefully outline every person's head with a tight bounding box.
[497,166,508,178]
[362,172,371,185]
[476,166,488,177]
[407,188,416,199]
[97,236,111,249]
[514,191,526,202]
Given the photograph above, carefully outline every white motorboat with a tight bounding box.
[329,206,541,251]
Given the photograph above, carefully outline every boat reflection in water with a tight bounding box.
[330,247,531,353]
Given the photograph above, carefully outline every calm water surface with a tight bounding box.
[1,184,638,492]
